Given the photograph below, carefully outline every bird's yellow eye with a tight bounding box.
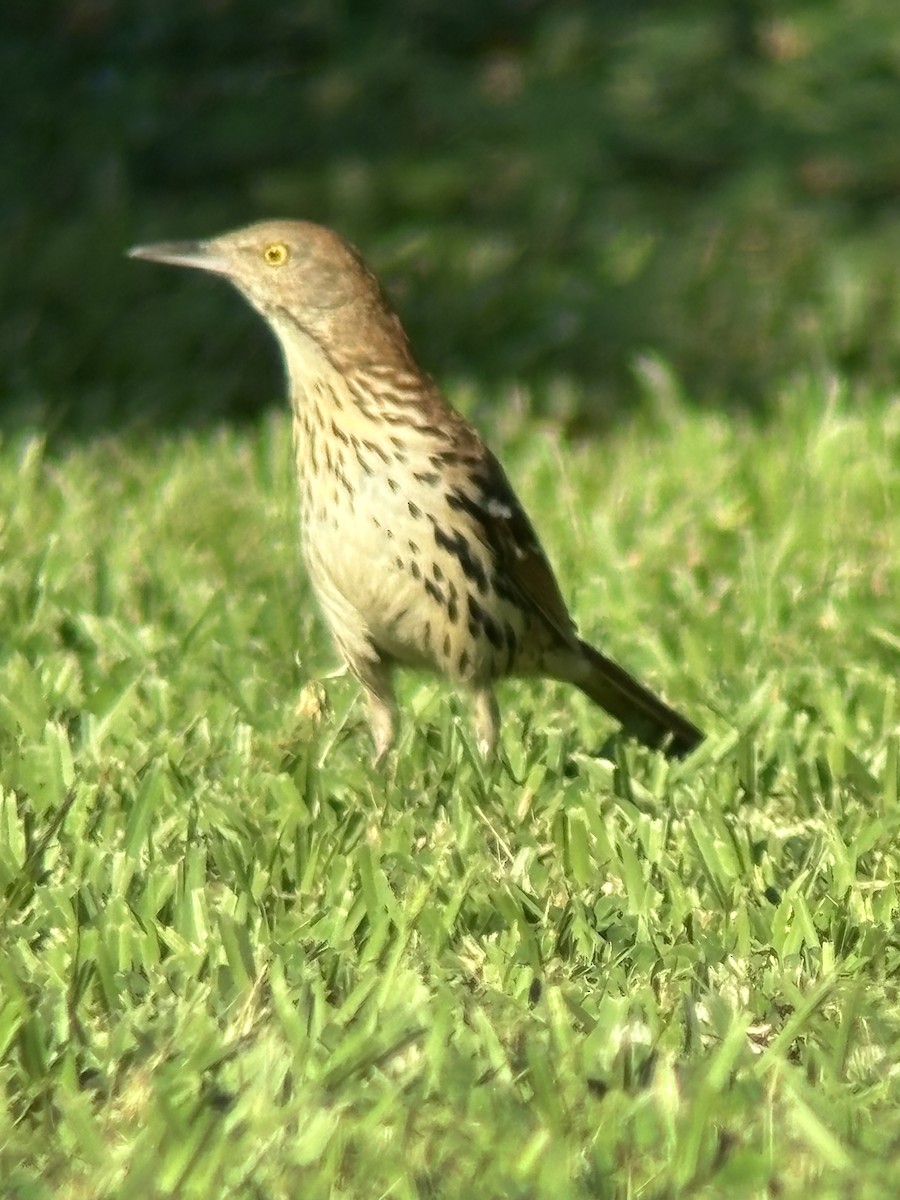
[263,242,289,267]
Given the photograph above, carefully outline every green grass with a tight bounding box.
[0,379,897,1198]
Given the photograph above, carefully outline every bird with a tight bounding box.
[129,220,704,762]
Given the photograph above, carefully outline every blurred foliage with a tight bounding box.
[4,0,900,436]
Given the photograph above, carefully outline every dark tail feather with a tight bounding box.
[575,639,704,759]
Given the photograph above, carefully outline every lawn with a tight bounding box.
[0,378,897,1198]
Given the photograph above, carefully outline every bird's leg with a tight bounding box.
[471,686,500,758]
[365,691,397,765]
[353,660,398,766]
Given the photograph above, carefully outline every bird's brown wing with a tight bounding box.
[446,447,579,648]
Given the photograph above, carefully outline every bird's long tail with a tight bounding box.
[575,639,704,759]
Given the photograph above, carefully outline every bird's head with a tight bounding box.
[129,220,399,357]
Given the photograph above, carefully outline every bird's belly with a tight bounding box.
[299,476,431,663]
[298,471,522,682]
[305,535,429,664]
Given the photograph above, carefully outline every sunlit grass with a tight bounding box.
[0,378,897,1198]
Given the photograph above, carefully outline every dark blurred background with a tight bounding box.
[4,0,900,439]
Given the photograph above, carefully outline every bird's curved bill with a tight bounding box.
[128,240,230,275]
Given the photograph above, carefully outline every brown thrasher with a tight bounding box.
[130,220,704,761]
